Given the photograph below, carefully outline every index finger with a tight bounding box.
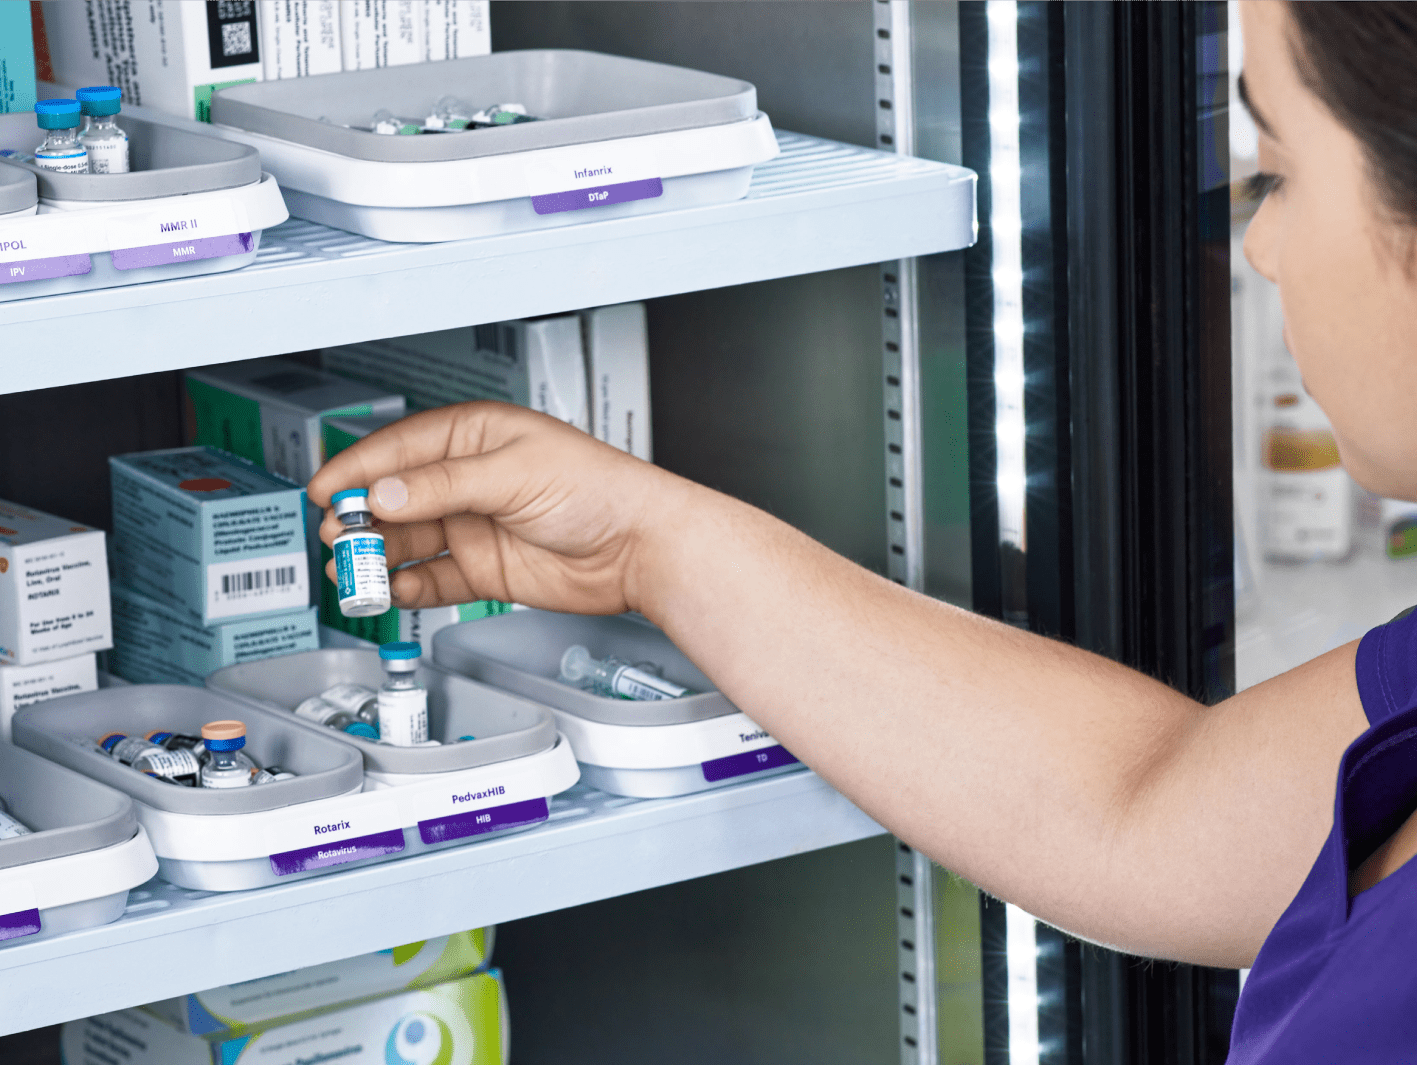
[307,400,534,507]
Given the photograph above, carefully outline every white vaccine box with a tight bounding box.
[109,447,309,627]
[341,0,425,71]
[0,499,112,666]
[64,968,509,1065]
[324,315,590,431]
[39,0,264,123]
[0,3,37,114]
[424,1,491,62]
[258,0,343,80]
[582,303,654,461]
[144,927,493,1037]
[318,412,512,653]
[110,583,318,685]
[184,357,407,485]
[0,653,98,742]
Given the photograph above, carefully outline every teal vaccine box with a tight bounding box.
[109,447,309,626]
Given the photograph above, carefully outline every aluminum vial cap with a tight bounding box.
[76,87,122,116]
[332,488,373,518]
[380,640,421,672]
[35,100,81,130]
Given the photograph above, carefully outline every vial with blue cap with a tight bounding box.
[76,86,128,174]
[332,488,391,618]
[377,642,429,746]
[33,100,88,174]
[198,720,260,788]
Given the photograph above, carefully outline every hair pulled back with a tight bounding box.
[1287,2,1417,227]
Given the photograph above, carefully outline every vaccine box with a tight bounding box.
[323,315,590,430]
[39,0,264,123]
[0,653,98,742]
[185,357,407,485]
[0,3,38,114]
[144,927,493,1037]
[109,447,309,627]
[110,583,318,685]
[582,303,653,461]
[424,1,491,62]
[258,0,343,81]
[64,968,508,1065]
[0,498,112,666]
[319,413,512,652]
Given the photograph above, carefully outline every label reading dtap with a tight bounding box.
[524,141,663,215]
[107,200,252,270]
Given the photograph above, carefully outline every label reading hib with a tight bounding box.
[207,550,308,620]
[0,879,39,942]
[335,534,389,604]
[106,199,252,271]
[377,687,428,746]
[524,141,663,215]
[609,665,689,701]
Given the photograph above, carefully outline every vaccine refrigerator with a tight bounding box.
[0,3,1248,1063]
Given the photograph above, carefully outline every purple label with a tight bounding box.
[418,796,549,845]
[110,232,253,271]
[702,744,800,783]
[0,254,92,285]
[531,178,663,216]
[0,908,41,942]
[269,828,406,877]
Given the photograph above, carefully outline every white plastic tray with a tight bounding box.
[434,610,803,798]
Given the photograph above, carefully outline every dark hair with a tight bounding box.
[1287,2,1417,227]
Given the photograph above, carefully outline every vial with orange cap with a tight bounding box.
[198,720,260,789]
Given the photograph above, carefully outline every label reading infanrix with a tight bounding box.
[107,200,252,271]
[524,141,663,216]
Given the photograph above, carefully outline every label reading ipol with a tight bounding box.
[334,534,390,604]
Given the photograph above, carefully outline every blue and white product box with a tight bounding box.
[0,653,98,742]
[109,583,318,685]
[109,447,309,626]
[323,315,590,430]
[0,3,37,114]
[0,498,112,666]
[63,968,509,1065]
[581,303,653,461]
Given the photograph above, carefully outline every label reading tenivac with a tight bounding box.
[268,800,405,876]
[524,141,663,215]
[0,878,40,942]
[107,199,252,270]
[0,214,92,285]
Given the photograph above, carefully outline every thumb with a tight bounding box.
[364,439,548,526]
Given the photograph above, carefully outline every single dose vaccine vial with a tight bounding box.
[76,86,129,174]
[332,489,391,617]
[377,641,429,746]
[33,99,88,174]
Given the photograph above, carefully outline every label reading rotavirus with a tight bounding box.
[334,533,389,606]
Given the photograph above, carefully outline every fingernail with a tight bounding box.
[373,476,408,511]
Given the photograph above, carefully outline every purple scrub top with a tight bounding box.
[1228,608,1417,1061]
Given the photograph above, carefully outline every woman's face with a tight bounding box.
[1242,1,1417,499]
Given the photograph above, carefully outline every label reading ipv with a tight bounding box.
[0,214,92,285]
[107,200,252,271]
[0,879,40,942]
[524,141,663,215]
[267,800,405,876]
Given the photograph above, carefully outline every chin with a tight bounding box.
[1335,440,1417,502]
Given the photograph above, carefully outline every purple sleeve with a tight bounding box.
[1354,606,1417,727]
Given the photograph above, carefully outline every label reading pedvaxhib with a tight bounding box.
[524,141,663,216]
[0,879,40,942]
[107,200,252,271]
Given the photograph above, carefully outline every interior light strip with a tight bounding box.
[1005,901,1041,1065]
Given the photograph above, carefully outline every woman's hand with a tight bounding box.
[306,401,695,617]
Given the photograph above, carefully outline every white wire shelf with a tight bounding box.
[0,769,881,1035]
[0,132,975,396]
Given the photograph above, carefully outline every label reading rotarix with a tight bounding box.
[335,534,389,603]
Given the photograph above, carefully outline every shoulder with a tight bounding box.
[1355,605,1417,727]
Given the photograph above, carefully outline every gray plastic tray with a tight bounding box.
[0,741,137,870]
[433,610,734,726]
[211,49,757,163]
[0,162,36,215]
[207,649,557,775]
[0,115,260,201]
[11,685,364,815]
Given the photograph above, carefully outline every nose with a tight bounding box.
[1243,198,1279,284]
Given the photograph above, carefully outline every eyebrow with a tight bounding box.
[1237,72,1277,139]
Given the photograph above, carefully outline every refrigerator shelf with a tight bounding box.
[0,767,880,1035]
[0,130,975,396]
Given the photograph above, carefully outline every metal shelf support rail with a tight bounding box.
[876,3,939,1064]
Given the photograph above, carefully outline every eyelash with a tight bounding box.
[1246,171,1284,201]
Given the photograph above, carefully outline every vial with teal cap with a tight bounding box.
[377,641,429,746]
[332,488,391,617]
[76,86,128,174]
[33,100,88,174]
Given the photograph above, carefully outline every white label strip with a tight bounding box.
[523,140,661,197]
[0,877,38,915]
[264,798,404,857]
[106,199,244,252]
[0,213,94,263]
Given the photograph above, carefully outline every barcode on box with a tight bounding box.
[220,566,297,597]
[207,551,308,620]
